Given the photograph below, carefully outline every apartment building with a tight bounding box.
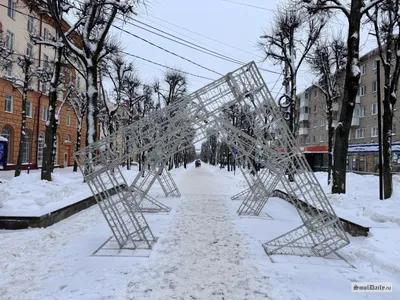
[0,0,87,170]
[296,47,400,173]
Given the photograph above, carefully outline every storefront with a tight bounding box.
[347,143,400,173]
[301,143,400,173]
[301,145,329,172]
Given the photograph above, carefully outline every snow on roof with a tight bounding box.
[0,136,8,142]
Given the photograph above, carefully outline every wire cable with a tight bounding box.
[120,51,215,81]
[113,26,224,76]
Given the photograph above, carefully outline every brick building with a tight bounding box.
[296,47,400,173]
[0,0,89,170]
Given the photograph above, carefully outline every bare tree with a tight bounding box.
[366,0,400,198]
[0,43,35,177]
[68,89,87,172]
[301,0,384,194]
[154,70,188,170]
[259,0,325,135]
[42,0,141,149]
[308,38,347,184]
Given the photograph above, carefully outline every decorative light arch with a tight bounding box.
[75,62,350,258]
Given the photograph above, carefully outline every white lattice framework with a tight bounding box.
[75,62,350,257]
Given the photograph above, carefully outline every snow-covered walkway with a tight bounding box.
[1,164,399,299]
[125,166,274,299]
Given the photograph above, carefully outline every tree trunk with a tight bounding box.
[41,48,62,180]
[382,65,393,198]
[86,65,99,146]
[15,60,31,177]
[73,123,82,172]
[327,99,334,185]
[332,0,362,194]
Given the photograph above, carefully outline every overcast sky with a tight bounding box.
[111,0,377,96]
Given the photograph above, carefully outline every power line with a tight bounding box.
[113,25,224,76]
[0,4,222,80]
[220,0,275,12]
[141,14,265,59]
[121,51,216,81]
[118,17,283,75]
[123,19,244,65]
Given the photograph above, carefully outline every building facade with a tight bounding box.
[296,48,400,173]
[0,0,87,170]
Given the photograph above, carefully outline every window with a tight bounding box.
[320,119,324,127]
[371,126,379,137]
[305,92,309,100]
[7,0,15,19]
[358,106,365,117]
[37,133,44,167]
[26,43,33,57]
[41,106,48,121]
[5,30,14,50]
[27,16,34,33]
[372,80,377,93]
[1,127,12,163]
[361,64,367,75]
[348,129,352,140]
[372,103,378,115]
[356,128,365,139]
[320,135,324,142]
[64,135,71,143]
[393,123,397,136]
[305,136,310,144]
[26,101,32,118]
[314,105,317,112]
[43,28,49,41]
[359,85,366,96]
[5,95,13,113]
[43,54,49,68]
[313,120,317,128]
[5,64,12,77]
[314,89,318,97]
[373,60,378,70]
[66,114,71,126]
[76,76,81,89]
[312,136,316,143]
[21,131,31,164]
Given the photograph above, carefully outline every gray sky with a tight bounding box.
[111,0,377,96]
[113,0,283,95]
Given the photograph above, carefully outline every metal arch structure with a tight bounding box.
[75,62,350,257]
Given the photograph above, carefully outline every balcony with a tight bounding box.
[300,99,309,108]
[299,113,309,121]
[355,95,360,104]
[298,127,309,135]
[351,116,360,126]
[332,102,339,112]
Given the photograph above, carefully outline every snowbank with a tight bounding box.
[0,169,91,216]
[0,136,7,142]
[315,172,400,226]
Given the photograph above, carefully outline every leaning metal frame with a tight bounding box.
[75,61,350,257]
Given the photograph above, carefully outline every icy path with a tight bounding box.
[126,166,276,299]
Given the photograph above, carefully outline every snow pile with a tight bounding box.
[0,136,7,142]
[0,169,91,216]
[315,172,400,226]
